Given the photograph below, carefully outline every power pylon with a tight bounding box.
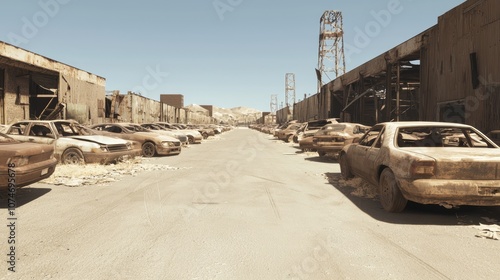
[317,10,346,92]
[285,73,296,107]
[270,94,278,114]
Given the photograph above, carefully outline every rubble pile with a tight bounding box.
[41,157,181,187]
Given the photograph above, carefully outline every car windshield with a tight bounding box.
[396,126,494,148]
[54,121,88,136]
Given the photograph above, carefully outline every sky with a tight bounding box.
[0,0,465,112]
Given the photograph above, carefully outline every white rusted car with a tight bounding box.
[339,121,500,212]
[4,120,140,164]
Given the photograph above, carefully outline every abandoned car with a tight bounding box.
[294,118,339,144]
[276,122,303,143]
[4,120,139,164]
[0,132,57,188]
[90,123,181,157]
[140,123,189,145]
[154,122,204,143]
[311,123,371,156]
[339,121,500,212]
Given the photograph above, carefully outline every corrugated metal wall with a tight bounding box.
[420,0,500,132]
[293,94,319,122]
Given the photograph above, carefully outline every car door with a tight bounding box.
[349,126,383,182]
[363,126,386,185]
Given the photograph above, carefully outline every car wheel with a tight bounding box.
[293,136,299,143]
[317,151,326,157]
[188,136,194,144]
[379,168,407,212]
[142,142,156,157]
[285,134,293,143]
[202,132,208,139]
[61,148,84,164]
[339,153,353,179]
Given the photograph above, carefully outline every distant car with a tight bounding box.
[90,123,181,157]
[339,121,500,212]
[4,120,140,164]
[311,123,371,156]
[154,122,203,143]
[294,118,339,144]
[276,123,303,142]
[0,132,57,188]
[140,123,189,145]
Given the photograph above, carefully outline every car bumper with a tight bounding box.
[156,146,182,156]
[83,148,142,164]
[398,179,500,206]
[0,158,57,188]
[314,142,345,153]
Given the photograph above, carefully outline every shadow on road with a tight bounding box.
[0,187,52,208]
[324,172,500,226]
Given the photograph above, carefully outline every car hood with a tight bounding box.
[68,135,127,145]
[0,142,54,158]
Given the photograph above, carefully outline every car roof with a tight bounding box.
[379,121,473,128]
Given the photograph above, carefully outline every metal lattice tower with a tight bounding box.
[270,94,278,114]
[285,73,296,107]
[317,10,346,92]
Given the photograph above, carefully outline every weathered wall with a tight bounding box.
[60,73,106,125]
[2,65,30,124]
[276,107,292,124]
[420,0,500,132]
[293,94,319,122]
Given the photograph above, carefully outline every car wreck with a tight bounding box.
[311,123,371,157]
[0,132,57,188]
[4,120,140,165]
[339,121,500,212]
[90,123,182,157]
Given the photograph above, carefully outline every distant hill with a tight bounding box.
[184,104,262,124]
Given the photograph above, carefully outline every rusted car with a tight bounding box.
[339,121,500,212]
[0,132,57,188]
[155,122,204,143]
[4,120,140,164]
[311,123,371,156]
[140,123,189,145]
[276,122,304,143]
[90,123,181,157]
[294,118,339,144]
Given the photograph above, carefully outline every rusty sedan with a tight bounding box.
[0,132,57,188]
[339,121,500,212]
[90,123,181,157]
[4,120,140,164]
[311,123,371,157]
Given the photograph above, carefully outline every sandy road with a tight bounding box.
[1,128,500,279]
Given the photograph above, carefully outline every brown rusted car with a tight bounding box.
[310,123,371,156]
[89,123,181,157]
[339,121,500,212]
[0,132,57,188]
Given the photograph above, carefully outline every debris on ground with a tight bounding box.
[40,157,183,187]
[473,223,500,240]
[323,173,378,199]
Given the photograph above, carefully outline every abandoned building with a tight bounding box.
[289,0,499,133]
[0,41,106,125]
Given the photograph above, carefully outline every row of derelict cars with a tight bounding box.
[251,119,500,213]
[0,119,231,189]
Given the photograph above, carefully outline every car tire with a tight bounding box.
[293,136,299,143]
[339,153,353,179]
[285,134,293,143]
[142,142,156,157]
[317,151,326,157]
[379,168,407,212]
[61,148,85,164]
[188,136,194,144]
[202,132,208,139]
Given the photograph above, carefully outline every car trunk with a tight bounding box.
[409,147,500,180]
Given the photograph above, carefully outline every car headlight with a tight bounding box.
[126,142,132,150]
[162,141,173,147]
[100,145,109,152]
[8,156,29,167]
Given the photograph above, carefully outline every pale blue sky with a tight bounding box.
[1,0,465,111]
